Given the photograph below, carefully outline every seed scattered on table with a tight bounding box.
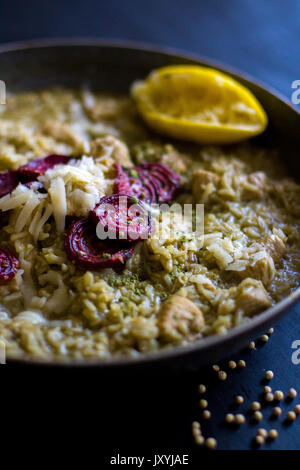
[237,360,246,368]
[294,404,300,415]
[248,341,256,350]
[267,328,274,335]
[192,421,201,434]
[202,410,211,420]
[260,334,269,343]
[192,421,203,445]
[212,364,220,372]
[288,388,297,399]
[195,435,205,445]
[218,370,227,381]
[200,399,208,409]
[265,370,274,380]
[269,429,278,439]
[265,392,274,403]
[257,428,267,438]
[235,395,244,405]
[272,407,282,417]
[198,384,206,394]
[274,390,284,401]
[205,437,217,450]
[225,413,235,424]
[255,435,265,446]
[235,414,245,425]
[251,401,261,411]
[286,411,297,422]
[264,386,272,394]
[228,360,237,369]
[254,411,263,422]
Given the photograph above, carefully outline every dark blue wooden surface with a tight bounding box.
[0,0,299,453]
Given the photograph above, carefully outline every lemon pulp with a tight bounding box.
[131,65,268,144]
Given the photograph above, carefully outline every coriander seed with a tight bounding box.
[286,411,297,421]
[255,435,265,446]
[260,334,269,343]
[269,429,278,439]
[272,407,282,417]
[294,404,300,415]
[205,438,217,449]
[235,414,245,425]
[218,370,227,381]
[274,391,284,401]
[254,411,263,422]
[198,384,206,394]
[200,399,208,409]
[265,370,274,380]
[288,388,297,399]
[235,395,244,405]
[202,410,211,420]
[225,413,235,424]
[195,435,205,445]
[257,428,267,438]
[265,392,274,402]
[251,401,261,411]
[237,360,246,368]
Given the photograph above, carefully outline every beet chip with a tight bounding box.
[90,194,152,242]
[65,218,135,270]
[0,246,19,284]
[17,154,71,182]
[114,164,156,204]
[114,162,181,204]
[0,171,18,198]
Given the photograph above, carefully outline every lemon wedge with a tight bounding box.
[131,65,268,144]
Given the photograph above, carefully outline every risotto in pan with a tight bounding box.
[0,88,299,361]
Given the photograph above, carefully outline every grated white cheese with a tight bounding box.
[48,176,66,233]
[39,155,111,218]
[0,154,112,241]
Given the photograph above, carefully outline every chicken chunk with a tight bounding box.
[235,279,271,316]
[241,171,267,200]
[235,236,285,285]
[89,135,132,167]
[263,234,286,263]
[191,169,220,201]
[158,294,205,342]
[42,120,85,152]
[236,253,275,286]
[83,96,129,121]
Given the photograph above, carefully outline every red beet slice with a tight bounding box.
[90,194,152,241]
[17,154,71,182]
[114,164,157,204]
[114,162,181,204]
[142,162,182,203]
[0,171,19,198]
[0,246,19,284]
[65,218,135,270]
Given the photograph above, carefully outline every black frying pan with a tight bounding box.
[1,39,299,370]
